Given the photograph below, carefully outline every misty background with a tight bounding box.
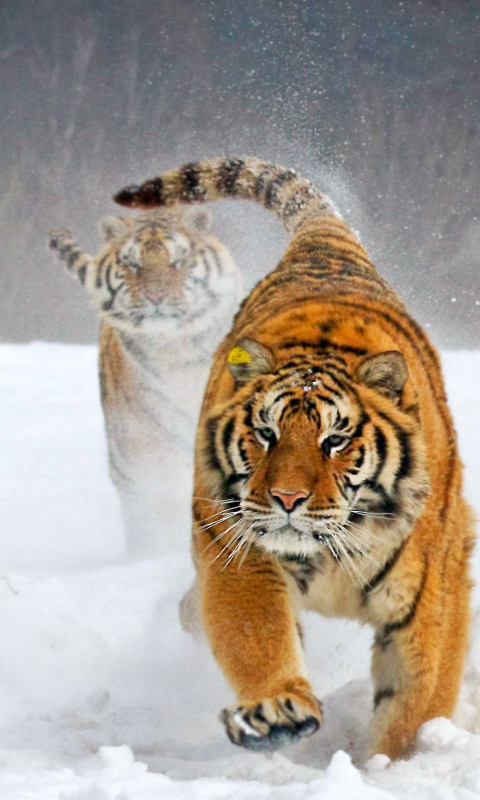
[1,0,479,348]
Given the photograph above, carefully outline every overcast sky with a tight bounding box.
[1,0,479,346]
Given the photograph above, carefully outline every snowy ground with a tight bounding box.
[1,342,480,799]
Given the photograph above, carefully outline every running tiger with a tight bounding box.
[49,207,242,557]
[114,157,475,760]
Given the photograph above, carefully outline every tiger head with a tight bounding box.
[208,339,429,560]
[94,207,229,332]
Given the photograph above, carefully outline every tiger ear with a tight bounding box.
[356,351,408,401]
[100,216,129,241]
[227,338,275,384]
[183,206,212,234]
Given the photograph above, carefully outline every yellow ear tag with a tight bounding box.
[227,346,251,365]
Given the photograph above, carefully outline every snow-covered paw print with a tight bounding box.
[221,690,322,751]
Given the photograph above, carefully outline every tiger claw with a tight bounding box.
[221,693,322,751]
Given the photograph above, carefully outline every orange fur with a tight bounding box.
[114,158,475,759]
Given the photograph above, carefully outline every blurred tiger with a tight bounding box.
[49,207,242,557]
[113,157,475,760]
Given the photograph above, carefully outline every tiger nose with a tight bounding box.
[145,290,163,304]
[270,490,309,512]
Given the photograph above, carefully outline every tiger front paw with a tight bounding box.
[221,688,322,751]
[48,229,73,252]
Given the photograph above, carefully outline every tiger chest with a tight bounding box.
[281,554,365,619]
[281,545,420,628]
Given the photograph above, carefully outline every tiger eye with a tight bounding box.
[255,427,277,448]
[322,434,348,454]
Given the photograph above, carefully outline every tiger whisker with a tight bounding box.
[336,506,394,519]
[198,510,242,531]
[204,517,245,552]
[229,541,248,568]
[207,520,246,564]
[209,518,245,543]
[237,536,254,570]
[200,506,242,523]
[324,536,355,581]
[323,529,363,585]
[341,518,390,544]
[333,536,368,587]
[209,536,240,567]
[223,535,248,570]
[193,496,240,505]
[333,524,383,569]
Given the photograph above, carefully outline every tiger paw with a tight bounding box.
[48,229,73,251]
[220,690,322,752]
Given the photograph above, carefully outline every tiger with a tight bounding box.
[113,157,475,761]
[49,206,242,557]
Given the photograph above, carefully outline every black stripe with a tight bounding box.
[132,178,164,207]
[375,569,427,648]
[264,170,296,209]
[318,339,368,356]
[305,400,320,425]
[355,445,365,469]
[181,163,205,201]
[281,340,324,350]
[204,243,222,275]
[396,430,412,481]
[373,687,395,710]
[277,359,317,373]
[205,418,222,474]
[102,265,115,311]
[218,158,244,196]
[296,622,304,647]
[221,417,236,470]
[199,252,212,283]
[333,473,351,502]
[77,264,87,285]
[243,401,254,430]
[270,390,296,405]
[96,256,107,288]
[373,426,387,480]
[351,412,370,440]
[237,436,250,473]
[59,244,78,271]
[361,479,397,514]
[317,374,344,398]
[312,394,336,406]
[279,398,301,423]
[362,540,406,597]
[103,263,123,311]
[375,412,413,485]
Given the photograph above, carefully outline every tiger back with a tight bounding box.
[114,157,475,760]
[49,207,242,557]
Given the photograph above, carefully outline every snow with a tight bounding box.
[0,342,480,799]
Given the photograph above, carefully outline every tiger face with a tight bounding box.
[211,342,428,560]
[93,207,227,332]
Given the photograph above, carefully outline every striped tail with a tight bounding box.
[113,157,343,235]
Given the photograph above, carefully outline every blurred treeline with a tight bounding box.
[1,0,479,346]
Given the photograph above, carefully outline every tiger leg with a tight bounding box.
[198,533,322,750]
[368,568,470,761]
